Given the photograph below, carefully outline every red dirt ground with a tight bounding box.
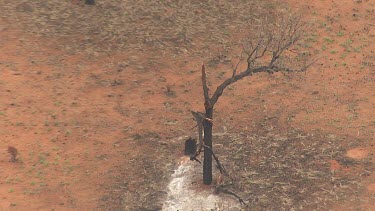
[0,0,374,210]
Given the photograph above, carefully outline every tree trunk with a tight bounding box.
[203,107,213,185]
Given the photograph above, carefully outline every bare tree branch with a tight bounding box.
[209,14,312,107]
[191,157,202,164]
[299,56,321,72]
[270,56,321,73]
[201,65,211,108]
[216,185,248,206]
[190,110,214,162]
[232,51,244,78]
[191,111,205,159]
[268,15,306,68]
[245,35,272,70]
[210,65,265,106]
[203,144,232,181]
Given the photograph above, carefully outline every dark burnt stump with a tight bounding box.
[184,138,196,156]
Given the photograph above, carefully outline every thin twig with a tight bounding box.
[191,111,205,158]
[216,185,248,206]
[203,144,233,182]
[232,50,244,78]
[191,157,202,164]
[209,16,311,107]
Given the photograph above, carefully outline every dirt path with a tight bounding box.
[0,0,374,210]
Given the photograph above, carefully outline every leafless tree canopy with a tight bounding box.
[205,14,317,108]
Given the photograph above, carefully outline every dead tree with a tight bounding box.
[191,15,317,185]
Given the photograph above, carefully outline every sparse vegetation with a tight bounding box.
[337,31,345,37]
[323,37,335,44]
[330,49,338,54]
